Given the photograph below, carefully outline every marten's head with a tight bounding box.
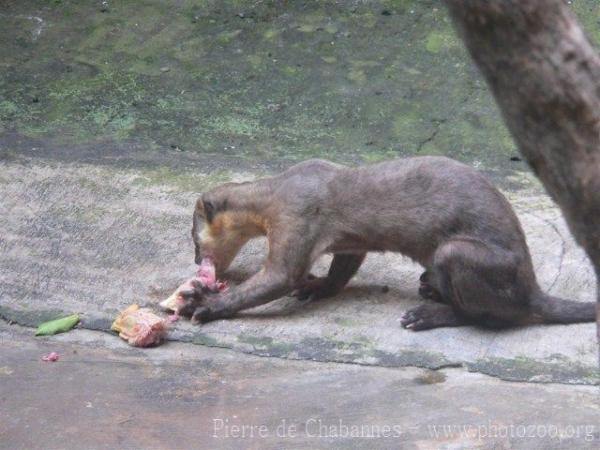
[192,185,266,274]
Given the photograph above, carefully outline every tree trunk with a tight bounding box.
[443,0,600,359]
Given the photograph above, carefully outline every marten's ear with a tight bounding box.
[196,193,228,224]
[196,195,215,223]
[194,196,211,223]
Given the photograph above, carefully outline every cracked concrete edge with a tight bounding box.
[2,304,598,386]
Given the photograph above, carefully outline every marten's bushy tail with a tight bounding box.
[531,293,596,324]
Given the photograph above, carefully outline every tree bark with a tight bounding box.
[443,0,600,359]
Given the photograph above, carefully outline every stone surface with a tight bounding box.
[0,323,599,450]
[0,155,597,385]
[1,0,596,171]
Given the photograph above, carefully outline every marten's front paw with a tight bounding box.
[293,277,338,302]
[191,303,231,324]
[177,282,205,317]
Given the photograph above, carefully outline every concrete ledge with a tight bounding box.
[1,158,597,385]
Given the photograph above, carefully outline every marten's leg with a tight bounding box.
[294,253,366,302]
[418,271,445,303]
[185,227,317,323]
[189,266,296,323]
[402,238,531,331]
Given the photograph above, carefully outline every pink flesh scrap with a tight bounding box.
[196,257,217,289]
[42,352,59,362]
[169,258,228,314]
[196,258,228,292]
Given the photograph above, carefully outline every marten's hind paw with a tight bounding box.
[401,304,463,331]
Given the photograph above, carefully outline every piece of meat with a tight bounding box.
[159,258,227,313]
[167,313,180,323]
[111,305,169,347]
[195,257,228,292]
[42,352,60,362]
[196,257,218,290]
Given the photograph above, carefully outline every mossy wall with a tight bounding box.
[1,0,599,168]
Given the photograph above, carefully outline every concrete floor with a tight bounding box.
[1,323,599,450]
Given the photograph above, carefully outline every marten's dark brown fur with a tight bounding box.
[183,157,595,330]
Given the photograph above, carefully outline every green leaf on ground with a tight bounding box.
[35,314,80,336]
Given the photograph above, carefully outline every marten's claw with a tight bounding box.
[401,305,437,331]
